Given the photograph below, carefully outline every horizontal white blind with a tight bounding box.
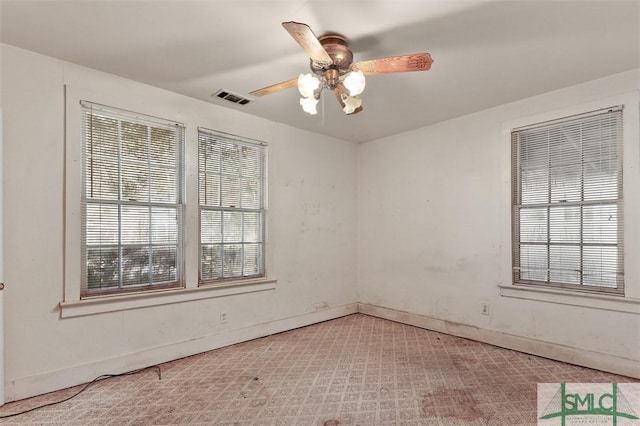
[198,129,266,282]
[512,107,623,293]
[81,102,184,296]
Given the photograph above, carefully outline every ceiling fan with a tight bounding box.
[250,21,434,115]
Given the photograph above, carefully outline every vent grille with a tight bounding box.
[212,90,252,106]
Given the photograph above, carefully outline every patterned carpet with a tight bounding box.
[0,313,635,425]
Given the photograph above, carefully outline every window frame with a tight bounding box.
[511,107,624,295]
[62,86,277,318]
[197,127,267,285]
[79,101,186,298]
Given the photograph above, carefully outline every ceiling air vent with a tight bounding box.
[212,90,252,106]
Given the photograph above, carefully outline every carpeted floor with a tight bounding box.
[0,313,635,425]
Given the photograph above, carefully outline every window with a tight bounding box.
[198,129,266,283]
[81,101,184,296]
[511,107,623,294]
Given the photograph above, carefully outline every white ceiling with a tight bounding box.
[1,0,639,142]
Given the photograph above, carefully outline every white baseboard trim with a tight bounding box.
[358,303,640,380]
[6,303,358,402]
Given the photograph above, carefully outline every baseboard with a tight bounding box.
[6,303,358,402]
[358,303,640,380]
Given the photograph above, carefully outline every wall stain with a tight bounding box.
[313,301,329,311]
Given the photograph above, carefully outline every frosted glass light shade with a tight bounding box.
[300,96,319,115]
[297,73,320,98]
[343,70,366,96]
[342,95,362,114]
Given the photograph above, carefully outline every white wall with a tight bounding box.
[0,44,358,401]
[358,69,640,378]
[2,42,639,402]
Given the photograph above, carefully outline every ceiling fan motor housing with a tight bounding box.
[310,34,354,88]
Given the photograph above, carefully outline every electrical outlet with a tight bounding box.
[481,303,490,316]
[220,312,228,324]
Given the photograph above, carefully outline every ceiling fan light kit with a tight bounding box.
[343,70,366,96]
[342,95,363,115]
[299,94,319,115]
[297,70,364,115]
[297,73,320,99]
[250,21,434,117]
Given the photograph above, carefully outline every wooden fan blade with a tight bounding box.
[282,21,332,65]
[333,85,363,115]
[250,77,298,97]
[352,52,433,75]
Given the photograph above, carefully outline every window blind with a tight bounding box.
[198,128,266,282]
[81,101,185,296]
[511,107,623,293]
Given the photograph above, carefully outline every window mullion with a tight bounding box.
[89,109,95,199]
[219,144,224,279]
[241,212,245,276]
[147,125,153,285]
[117,120,124,290]
[219,210,224,278]
[239,159,245,277]
[203,141,208,206]
[546,129,551,283]
[579,121,585,286]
